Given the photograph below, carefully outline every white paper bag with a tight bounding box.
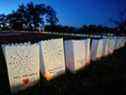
[85,39,91,64]
[112,38,117,53]
[120,37,126,48]
[64,40,87,72]
[2,43,40,93]
[114,37,119,50]
[39,38,65,80]
[111,38,116,53]
[91,39,98,61]
[64,40,75,72]
[104,39,110,56]
[96,39,104,59]
[107,38,116,54]
[116,37,123,49]
[102,38,107,56]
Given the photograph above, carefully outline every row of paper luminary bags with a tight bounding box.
[1,37,126,93]
[2,37,126,79]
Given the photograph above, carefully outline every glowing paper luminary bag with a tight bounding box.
[64,40,87,72]
[64,40,74,72]
[96,39,104,59]
[39,38,65,80]
[84,39,91,64]
[109,37,117,52]
[104,38,110,56]
[102,38,107,56]
[107,38,116,54]
[114,37,119,50]
[90,39,98,61]
[119,37,126,48]
[116,37,123,49]
[123,37,126,46]
[117,37,120,48]
[110,38,117,53]
[2,43,40,93]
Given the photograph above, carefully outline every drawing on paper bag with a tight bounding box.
[39,38,65,80]
[2,43,40,93]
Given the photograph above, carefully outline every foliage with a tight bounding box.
[109,9,126,35]
[45,24,114,35]
[0,2,58,31]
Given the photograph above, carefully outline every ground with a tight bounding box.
[0,45,126,95]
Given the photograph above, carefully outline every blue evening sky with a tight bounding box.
[0,0,126,27]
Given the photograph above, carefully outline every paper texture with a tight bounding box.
[2,43,40,93]
[102,38,107,56]
[64,40,75,71]
[108,38,116,54]
[91,39,98,61]
[39,38,65,80]
[64,40,87,72]
[96,39,104,58]
[84,39,91,64]
[104,39,110,56]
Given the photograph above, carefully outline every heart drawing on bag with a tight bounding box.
[22,78,30,86]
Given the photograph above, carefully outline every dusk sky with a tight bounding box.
[0,0,126,27]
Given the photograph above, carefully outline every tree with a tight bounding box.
[109,9,126,34]
[0,2,59,31]
[26,2,50,31]
[46,6,59,26]
[7,4,28,30]
[0,14,7,30]
[26,2,58,31]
